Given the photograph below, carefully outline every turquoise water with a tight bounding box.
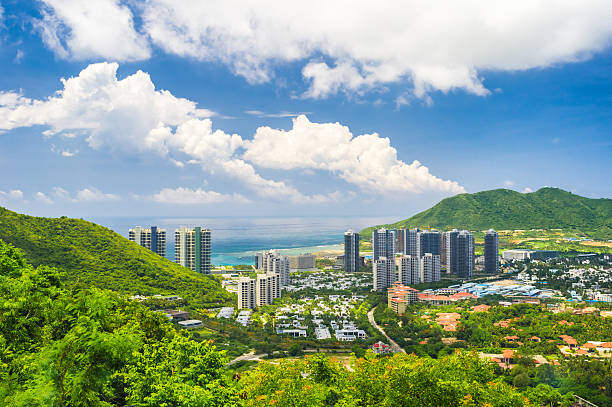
[88,216,395,265]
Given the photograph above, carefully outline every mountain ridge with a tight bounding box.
[360,187,612,238]
[0,206,232,307]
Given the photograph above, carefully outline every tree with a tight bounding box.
[513,373,531,388]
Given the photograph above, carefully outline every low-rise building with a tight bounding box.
[178,319,203,329]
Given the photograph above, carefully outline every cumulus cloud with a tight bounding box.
[0,63,463,201]
[135,1,612,98]
[53,186,119,202]
[152,187,250,204]
[36,192,53,204]
[504,180,515,187]
[522,187,534,193]
[0,190,24,201]
[244,115,465,194]
[36,0,150,61]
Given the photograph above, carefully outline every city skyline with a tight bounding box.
[0,2,610,219]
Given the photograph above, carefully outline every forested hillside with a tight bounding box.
[362,188,612,239]
[0,206,231,307]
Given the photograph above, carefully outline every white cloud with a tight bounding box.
[0,190,24,201]
[504,180,515,187]
[244,115,465,194]
[53,186,119,202]
[135,1,612,99]
[245,110,308,118]
[36,0,150,61]
[0,63,464,201]
[35,192,53,204]
[61,150,76,157]
[152,187,250,204]
[522,187,534,193]
[14,50,24,64]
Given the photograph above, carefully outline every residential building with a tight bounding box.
[393,229,404,254]
[262,251,291,286]
[399,255,420,285]
[373,229,396,287]
[237,277,256,309]
[443,229,459,274]
[416,230,441,257]
[373,257,393,290]
[129,226,166,257]
[420,253,441,283]
[484,229,499,273]
[175,227,211,274]
[503,249,532,261]
[399,228,420,257]
[344,230,360,273]
[456,230,474,278]
[256,271,281,307]
[254,252,264,269]
[289,254,316,271]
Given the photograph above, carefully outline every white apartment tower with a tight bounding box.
[420,253,441,283]
[372,257,391,290]
[261,251,290,286]
[129,226,166,257]
[237,277,256,310]
[256,271,281,307]
[175,226,211,274]
[399,255,420,285]
[372,229,396,289]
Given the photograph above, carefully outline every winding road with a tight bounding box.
[367,307,405,353]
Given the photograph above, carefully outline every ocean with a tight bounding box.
[88,216,397,265]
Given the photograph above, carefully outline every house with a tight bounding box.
[472,304,491,313]
[559,335,578,348]
[178,319,203,329]
[164,309,190,321]
[504,335,520,342]
[372,341,391,354]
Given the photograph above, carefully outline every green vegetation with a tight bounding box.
[0,206,232,308]
[1,238,607,406]
[374,298,612,405]
[0,238,237,406]
[361,187,612,240]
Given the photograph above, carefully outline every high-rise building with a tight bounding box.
[484,229,500,273]
[288,254,316,271]
[237,277,256,309]
[259,251,290,286]
[442,229,460,274]
[420,253,441,283]
[399,255,420,285]
[373,228,396,286]
[404,228,421,256]
[254,252,264,269]
[393,229,404,254]
[373,257,392,290]
[255,271,281,307]
[456,230,475,278]
[344,230,360,273]
[416,230,441,257]
[129,226,166,257]
[175,226,211,274]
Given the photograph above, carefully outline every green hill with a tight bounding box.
[0,206,232,308]
[361,187,612,239]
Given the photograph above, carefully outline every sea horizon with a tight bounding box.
[88,215,396,265]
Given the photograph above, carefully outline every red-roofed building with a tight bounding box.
[372,341,391,354]
[472,304,491,313]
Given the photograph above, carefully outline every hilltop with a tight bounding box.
[0,206,232,307]
[361,188,612,239]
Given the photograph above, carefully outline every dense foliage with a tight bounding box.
[1,238,583,406]
[0,206,232,307]
[0,238,237,406]
[361,187,612,239]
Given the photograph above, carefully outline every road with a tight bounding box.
[226,351,267,366]
[367,307,405,353]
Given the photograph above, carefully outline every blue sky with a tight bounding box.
[0,1,611,219]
